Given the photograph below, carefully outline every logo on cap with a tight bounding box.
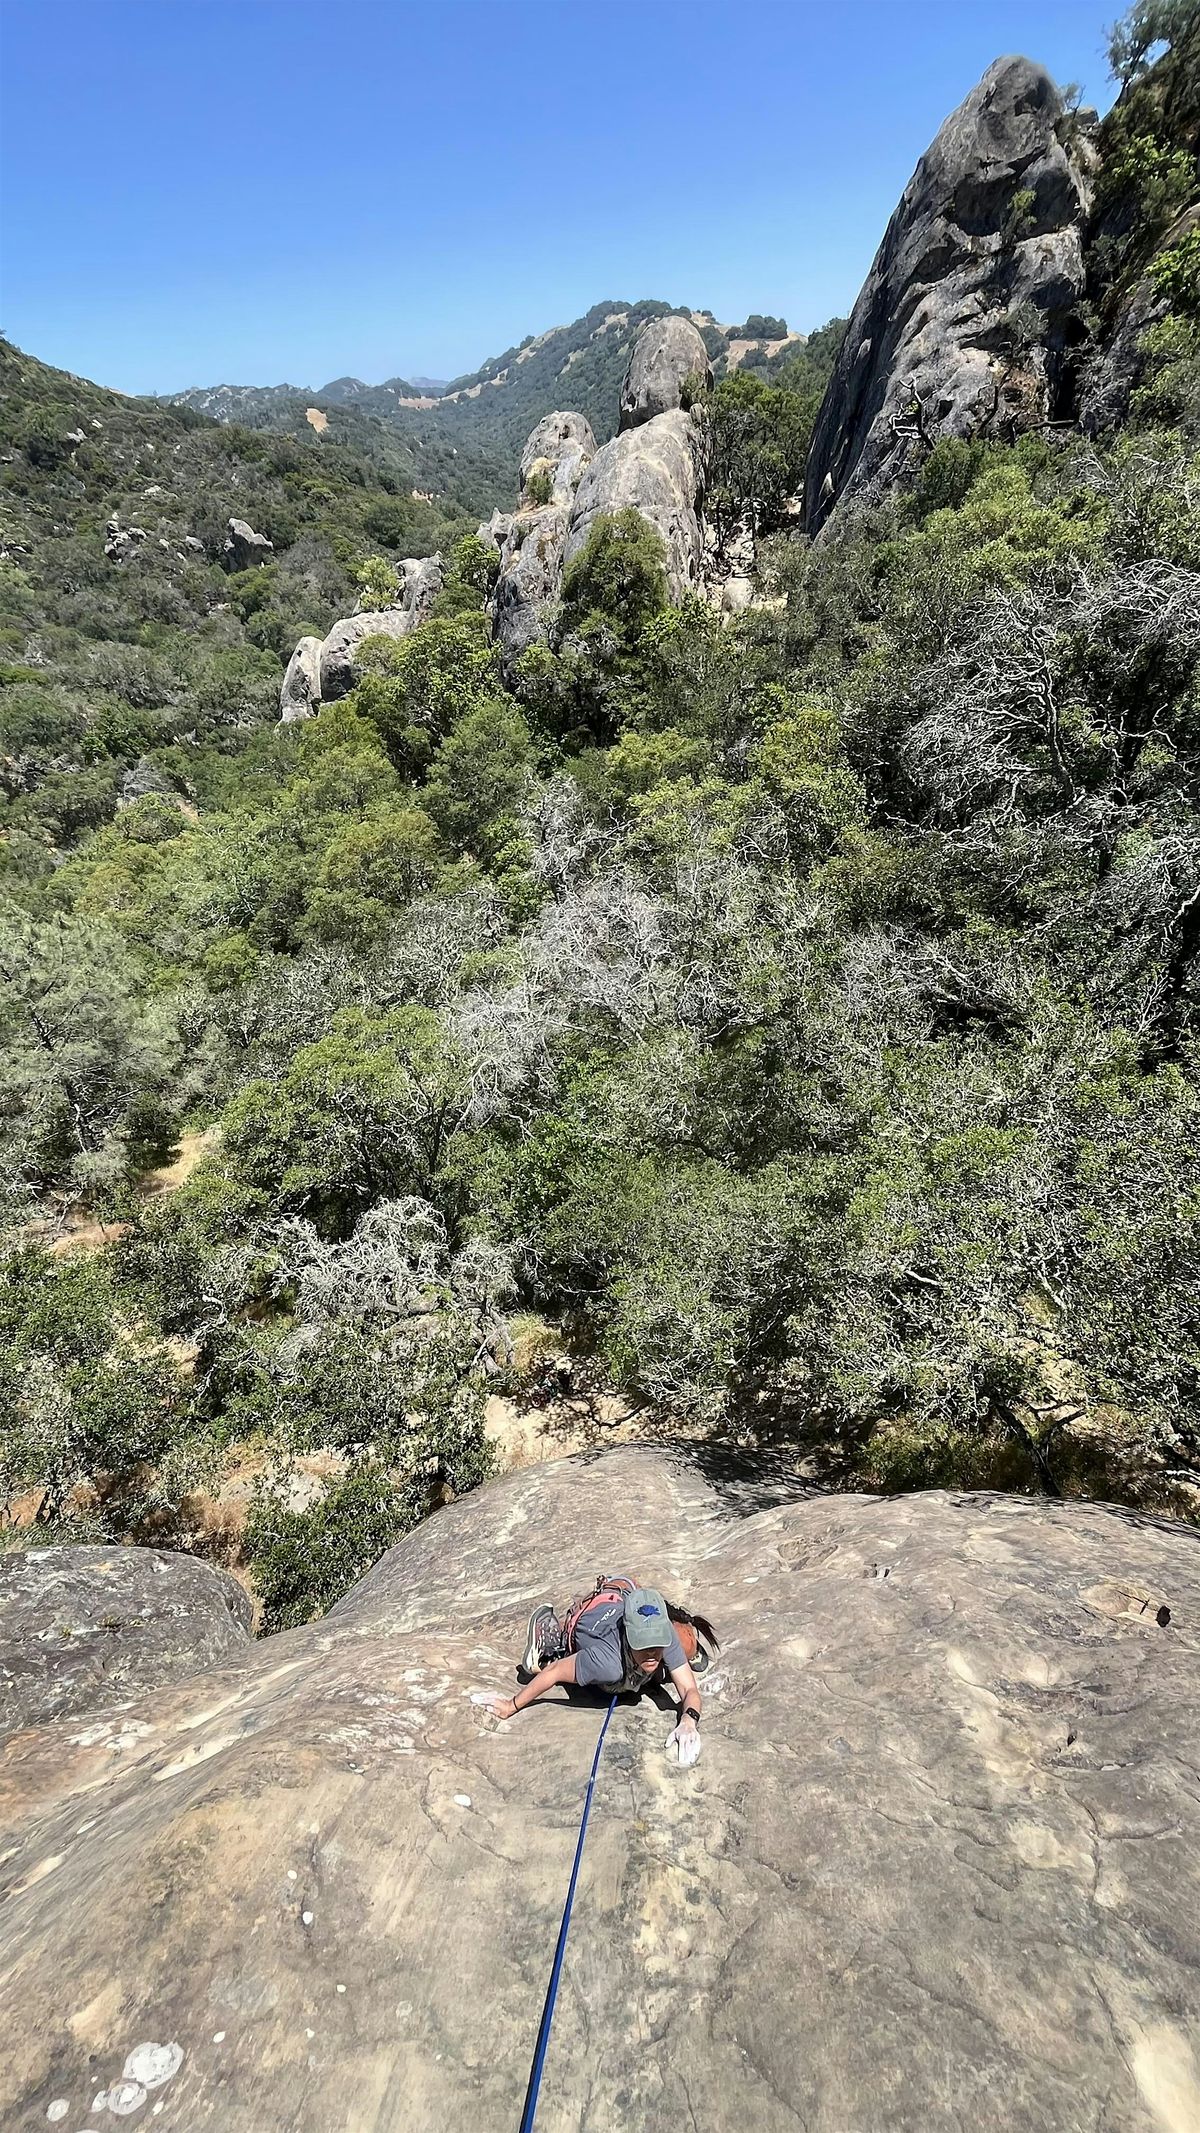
[637,1603,662,1617]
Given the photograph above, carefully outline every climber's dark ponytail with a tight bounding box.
[666,1599,720,1653]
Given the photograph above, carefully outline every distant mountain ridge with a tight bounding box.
[168,297,803,511]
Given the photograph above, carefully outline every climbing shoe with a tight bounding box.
[522,1605,560,1675]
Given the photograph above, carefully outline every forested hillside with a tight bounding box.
[2,2,1198,1630]
[171,300,846,508]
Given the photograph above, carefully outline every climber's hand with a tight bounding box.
[472,1691,516,1719]
[666,1720,701,1769]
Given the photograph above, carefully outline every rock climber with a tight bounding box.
[487,1574,719,1767]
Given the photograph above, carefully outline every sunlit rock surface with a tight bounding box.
[805,56,1092,536]
[2,1447,1197,2131]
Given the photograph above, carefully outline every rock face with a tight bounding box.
[519,410,596,504]
[313,556,445,705]
[805,57,1092,537]
[0,1546,251,1735]
[318,608,414,702]
[491,502,572,662]
[278,635,323,723]
[489,416,598,664]
[117,757,175,807]
[222,517,274,570]
[1081,203,1200,437]
[619,314,712,431]
[3,1446,1198,2132]
[564,408,707,596]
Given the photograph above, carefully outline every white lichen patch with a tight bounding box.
[403,1677,450,1704]
[153,1731,241,1782]
[46,2105,68,2124]
[105,2077,148,2114]
[13,1852,63,1894]
[69,1719,154,1752]
[123,2042,183,2091]
[453,1794,472,1809]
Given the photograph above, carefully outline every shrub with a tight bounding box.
[560,509,671,636]
[245,1461,416,1631]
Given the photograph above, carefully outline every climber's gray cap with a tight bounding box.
[624,1588,672,1649]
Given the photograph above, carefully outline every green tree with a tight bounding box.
[220,1005,474,1234]
[560,508,671,636]
[353,612,495,776]
[0,901,178,1202]
[354,554,401,608]
[709,371,812,538]
[424,699,539,870]
[0,1247,192,1531]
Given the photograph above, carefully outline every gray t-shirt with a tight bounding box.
[571,1581,686,1690]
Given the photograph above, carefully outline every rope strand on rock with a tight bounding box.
[518,1694,618,2133]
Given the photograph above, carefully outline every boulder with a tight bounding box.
[619,314,712,431]
[519,411,597,505]
[400,551,444,624]
[2,1447,1198,2131]
[805,57,1093,537]
[103,516,147,562]
[279,635,324,723]
[564,408,707,597]
[117,757,175,807]
[182,534,206,554]
[491,504,572,663]
[314,556,444,705]
[222,516,274,570]
[318,609,414,702]
[1081,203,1200,437]
[475,508,514,555]
[0,1545,251,1736]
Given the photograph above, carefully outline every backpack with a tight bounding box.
[562,1574,638,1651]
[561,1574,705,1669]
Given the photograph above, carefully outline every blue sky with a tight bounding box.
[1,0,1119,396]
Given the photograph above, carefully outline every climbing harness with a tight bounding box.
[517,1692,618,2133]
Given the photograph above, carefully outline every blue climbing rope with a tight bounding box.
[518,1693,618,2133]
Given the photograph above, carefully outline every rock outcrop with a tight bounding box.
[805,57,1093,537]
[0,1545,251,1735]
[279,556,445,714]
[487,323,709,662]
[103,515,147,562]
[222,517,274,570]
[619,314,712,431]
[519,411,596,504]
[1081,202,1200,437]
[318,608,414,703]
[475,507,513,554]
[3,1446,1198,2131]
[564,407,707,596]
[491,503,572,662]
[116,757,176,808]
[278,635,323,723]
[283,315,716,697]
